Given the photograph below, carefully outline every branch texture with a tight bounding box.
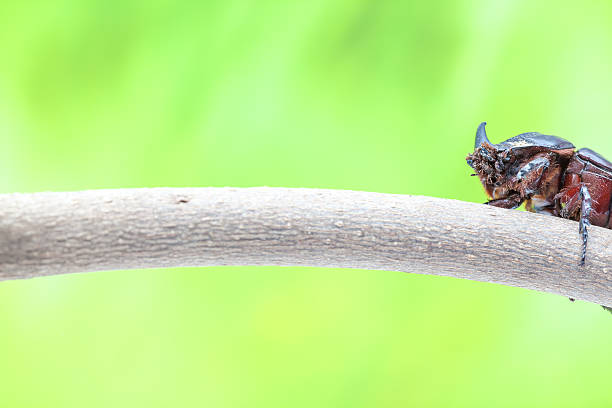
[1,187,611,306]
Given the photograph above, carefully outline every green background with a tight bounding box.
[1,1,612,406]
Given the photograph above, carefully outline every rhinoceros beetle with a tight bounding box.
[467,122,612,312]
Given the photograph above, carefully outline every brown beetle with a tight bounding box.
[467,122,612,312]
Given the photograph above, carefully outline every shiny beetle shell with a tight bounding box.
[467,122,612,313]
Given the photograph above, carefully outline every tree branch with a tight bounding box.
[1,187,611,306]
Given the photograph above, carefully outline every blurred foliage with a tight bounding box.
[2,0,612,407]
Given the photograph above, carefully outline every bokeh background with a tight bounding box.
[2,1,612,406]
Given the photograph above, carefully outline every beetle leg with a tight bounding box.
[578,185,592,266]
[515,156,550,197]
[555,186,581,218]
[555,184,593,265]
[486,193,523,209]
[516,157,550,182]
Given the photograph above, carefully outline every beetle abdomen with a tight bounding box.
[577,148,612,173]
[559,151,612,228]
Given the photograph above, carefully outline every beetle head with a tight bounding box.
[466,122,574,201]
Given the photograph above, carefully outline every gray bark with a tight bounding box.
[0,187,611,306]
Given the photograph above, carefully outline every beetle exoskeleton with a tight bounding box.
[467,122,612,313]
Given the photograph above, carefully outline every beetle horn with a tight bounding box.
[474,122,492,149]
